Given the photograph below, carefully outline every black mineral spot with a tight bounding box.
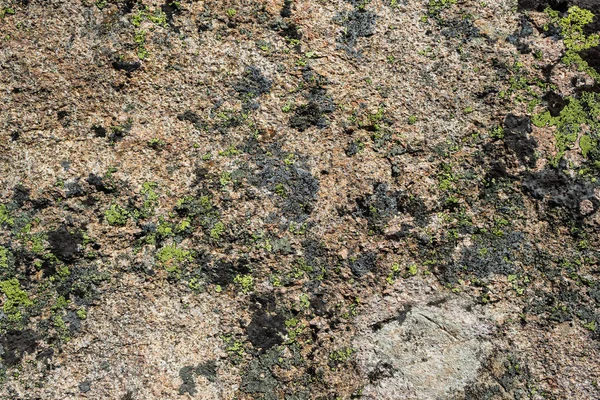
[92,125,107,137]
[78,380,91,393]
[57,110,69,121]
[112,59,141,73]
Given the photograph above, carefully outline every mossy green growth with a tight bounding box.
[105,204,129,226]
[134,30,148,60]
[427,0,456,17]
[0,246,9,270]
[138,181,159,218]
[209,221,225,240]
[0,204,14,227]
[579,135,595,158]
[131,7,168,28]
[0,278,33,322]
[329,347,355,363]
[532,92,600,164]
[233,274,254,294]
[546,6,600,80]
[157,244,192,272]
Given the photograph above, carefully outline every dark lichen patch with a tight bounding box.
[579,46,600,74]
[280,0,293,18]
[458,232,524,277]
[246,295,286,352]
[177,110,201,124]
[55,266,109,305]
[246,146,320,222]
[202,258,248,287]
[507,15,534,54]
[177,361,217,394]
[355,183,398,232]
[87,173,116,194]
[349,252,377,277]
[289,103,328,131]
[196,360,217,382]
[440,18,481,42]
[12,185,30,208]
[241,348,281,399]
[502,114,537,168]
[523,166,599,219]
[271,19,303,42]
[542,91,567,117]
[289,88,335,131]
[355,183,430,233]
[430,227,529,284]
[178,365,198,395]
[234,66,272,111]
[160,0,181,32]
[64,179,85,198]
[517,0,569,12]
[0,329,38,366]
[47,225,83,262]
[333,9,377,56]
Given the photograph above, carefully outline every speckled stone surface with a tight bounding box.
[1,0,599,399]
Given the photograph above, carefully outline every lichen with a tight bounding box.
[0,278,33,323]
[546,6,600,80]
[533,92,600,165]
[156,244,192,273]
[105,204,129,226]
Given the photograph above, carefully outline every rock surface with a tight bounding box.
[1,0,600,399]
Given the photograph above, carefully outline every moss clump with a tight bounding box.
[0,246,9,270]
[105,204,129,226]
[0,278,33,322]
[76,308,87,319]
[546,6,600,80]
[233,274,254,294]
[533,92,600,164]
[209,221,225,240]
[0,204,14,227]
[427,0,456,18]
[138,181,159,218]
[157,244,192,273]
